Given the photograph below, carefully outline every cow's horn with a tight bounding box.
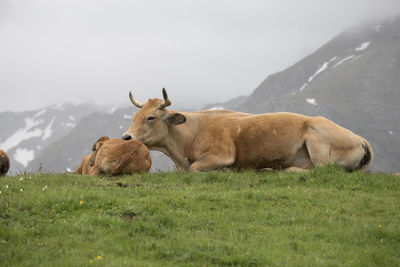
[129,91,144,108]
[160,88,172,108]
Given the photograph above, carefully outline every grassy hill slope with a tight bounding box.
[1,166,399,266]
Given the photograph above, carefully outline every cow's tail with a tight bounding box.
[356,138,374,171]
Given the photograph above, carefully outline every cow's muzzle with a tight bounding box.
[121,134,132,140]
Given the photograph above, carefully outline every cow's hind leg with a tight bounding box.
[304,121,371,171]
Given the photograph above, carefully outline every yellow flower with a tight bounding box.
[97,255,101,260]
[79,200,83,205]
[89,259,93,264]
[378,225,382,228]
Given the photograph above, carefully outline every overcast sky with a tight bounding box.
[1,0,399,112]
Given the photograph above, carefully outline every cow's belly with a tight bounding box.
[233,151,294,170]
[233,133,307,170]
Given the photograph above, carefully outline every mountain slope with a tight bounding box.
[206,17,400,172]
[0,103,103,174]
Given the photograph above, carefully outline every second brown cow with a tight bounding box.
[86,136,151,175]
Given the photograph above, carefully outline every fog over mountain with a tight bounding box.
[1,0,399,112]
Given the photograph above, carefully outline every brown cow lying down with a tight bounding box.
[122,89,374,172]
[74,136,151,175]
[0,149,10,176]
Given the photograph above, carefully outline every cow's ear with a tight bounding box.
[91,142,98,151]
[165,113,186,125]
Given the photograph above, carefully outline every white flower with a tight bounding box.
[0,191,2,194]
[45,186,48,189]
[29,176,32,179]
[20,188,23,192]
[5,185,9,189]
[19,177,24,181]
[42,188,46,191]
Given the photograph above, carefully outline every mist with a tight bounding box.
[1,0,399,112]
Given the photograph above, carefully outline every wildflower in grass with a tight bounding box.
[0,191,2,194]
[80,200,84,205]
[378,225,382,228]
[19,177,24,181]
[20,188,23,192]
[5,185,9,189]
[89,259,93,264]
[97,256,101,260]
[29,176,32,179]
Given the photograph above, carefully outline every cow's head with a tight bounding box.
[121,88,186,147]
[89,136,110,166]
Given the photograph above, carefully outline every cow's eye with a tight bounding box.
[147,116,156,121]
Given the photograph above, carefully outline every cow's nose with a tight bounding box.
[121,134,132,140]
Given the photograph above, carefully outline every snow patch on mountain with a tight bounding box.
[298,49,364,92]
[42,117,56,140]
[298,84,307,92]
[333,55,355,68]
[306,98,317,105]
[308,62,329,83]
[34,109,46,118]
[13,148,35,167]
[0,118,44,151]
[299,60,333,92]
[355,41,370,52]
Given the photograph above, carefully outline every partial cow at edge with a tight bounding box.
[122,88,373,172]
[75,136,151,176]
[0,149,10,176]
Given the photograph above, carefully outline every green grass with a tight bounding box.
[1,165,399,266]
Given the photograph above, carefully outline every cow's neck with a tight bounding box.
[151,112,200,171]
[152,145,189,171]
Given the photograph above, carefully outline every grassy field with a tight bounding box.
[0,165,399,266]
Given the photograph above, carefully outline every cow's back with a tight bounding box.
[96,138,151,174]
